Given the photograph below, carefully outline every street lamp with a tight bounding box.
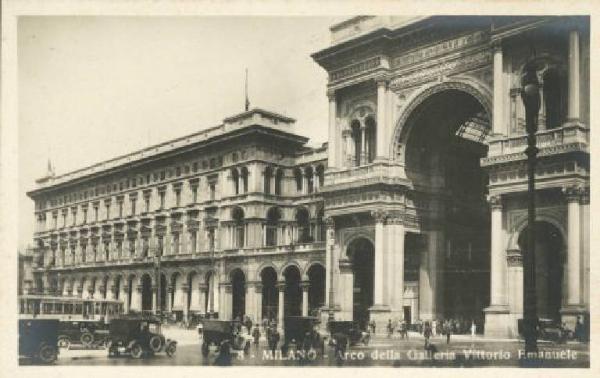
[520,60,540,354]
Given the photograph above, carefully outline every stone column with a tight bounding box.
[254,283,263,322]
[489,196,508,306]
[245,282,256,321]
[338,259,354,321]
[581,188,589,311]
[372,209,387,306]
[324,217,334,308]
[376,79,387,160]
[198,284,208,314]
[506,249,523,338]
[419,230,444,320]
[121,285,129,313]
[166,286,173,313]
[190,283,201,312]
[151,286,158,313]
[301,281,310,316]
[484,195,510,337]
[277,282,285,330]
[563,186,584,321]
[220,283,232,320]
[107,285,116,300]
[182,284,190,321]
[492,43,505,135]
[387,216,405,317]
[130,284,143,312]
[327,89,338,168]
[360,125,366,165]
[568,29,580,121]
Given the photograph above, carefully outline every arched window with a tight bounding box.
[543,69,564,129]
[265,207,282,246]
[316,165,325,189]
[231,168,240,195]
[295,207,311,243]
[351,120,361,166]
[275,169,283,195]
[294,168,303,193]
[240,167,249,193]
[365,116,377,163]
[315,207,325,242]
[232,207,245,248]
[264,167,273,194]
[305,166,314,194]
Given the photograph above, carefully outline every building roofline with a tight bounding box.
[223,107,295,124]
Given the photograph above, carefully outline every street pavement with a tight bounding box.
[37,327,589,367]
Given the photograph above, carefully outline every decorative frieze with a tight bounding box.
[390,50,491,91]
[506,248,522,267]
[391,31,487,69]
[330,56,382,82]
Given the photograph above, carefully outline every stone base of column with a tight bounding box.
[560,305,587,330]
[483,305,510,338]
[369,304,391,335]
[563,118,584,127]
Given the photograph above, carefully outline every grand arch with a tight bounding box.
[390,80,492,164]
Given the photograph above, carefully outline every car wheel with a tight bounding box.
[165,342,176,357]
[37,344,58,364]
[149,335,163,352]
[201,341,209,357]
[57,336,70,349]
[80,332,94,347]
[130,343,144,359]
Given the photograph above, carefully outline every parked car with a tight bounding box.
[57,320,110,349]
[107,317,177,358]
[281,316,327,356]
[517,318,571,343]
[201,319,252,357]
[19,319,59,364]
[328,320,370,346]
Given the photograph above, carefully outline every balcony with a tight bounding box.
[482,123,589,166]
[323,162,409,191]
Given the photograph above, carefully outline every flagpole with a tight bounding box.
[245,68,249,111]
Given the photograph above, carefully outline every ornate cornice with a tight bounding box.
[371,209,388,223]
[563,185,585,203]
[488,195,503,210]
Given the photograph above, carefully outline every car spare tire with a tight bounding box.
[80,332,94,347]
[37,344,58,364]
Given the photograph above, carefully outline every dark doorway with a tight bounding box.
[283,266,302,317]
[231,269,246,320]
[141,274,153,311]
[307,264,326,316]
[348,238,375,329]
[518,221,564,321]
[261,267,278,322]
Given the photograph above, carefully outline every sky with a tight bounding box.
[18,16,341,249]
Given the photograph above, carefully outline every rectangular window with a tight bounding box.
[83,209,87,224]
[208,229,215,251]
[173,233,179,254]
[159,192,165,209]
[175,190,181,207]
[94,206,99,222]
[191,231,197,253]
[117,241,122,259]
[145,197,150,213]
[106,203,110,220]
[131,199,136,216]
[209,184,216,201]
[118,202,123,218]
[192,186,198,203]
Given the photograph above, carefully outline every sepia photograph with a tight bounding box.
[4,1,593,371]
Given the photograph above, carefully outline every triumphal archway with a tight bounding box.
[312,16,589,338]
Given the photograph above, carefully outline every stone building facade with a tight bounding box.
[27,16,589,338]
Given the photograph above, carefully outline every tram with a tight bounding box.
[19,294,124,322]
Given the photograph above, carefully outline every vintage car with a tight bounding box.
[200,319,252,357]
[328,320,370,347]
[57,320,110,349]
[107,317,177,358]
[19,319,60,364]
[281,316,327,356]
[517,318,571,343]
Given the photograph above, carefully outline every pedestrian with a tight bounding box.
[423,321,432,349]
[268,326,280,355]
[444,320,452,344]
[252,325,261,346]
[470,320,476,339]
[574,316,583,342]
[432,319,437,337]
[215,340,232,366]
[245,316,253,335]
[368,319,375,335]
[387,319,394,338]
